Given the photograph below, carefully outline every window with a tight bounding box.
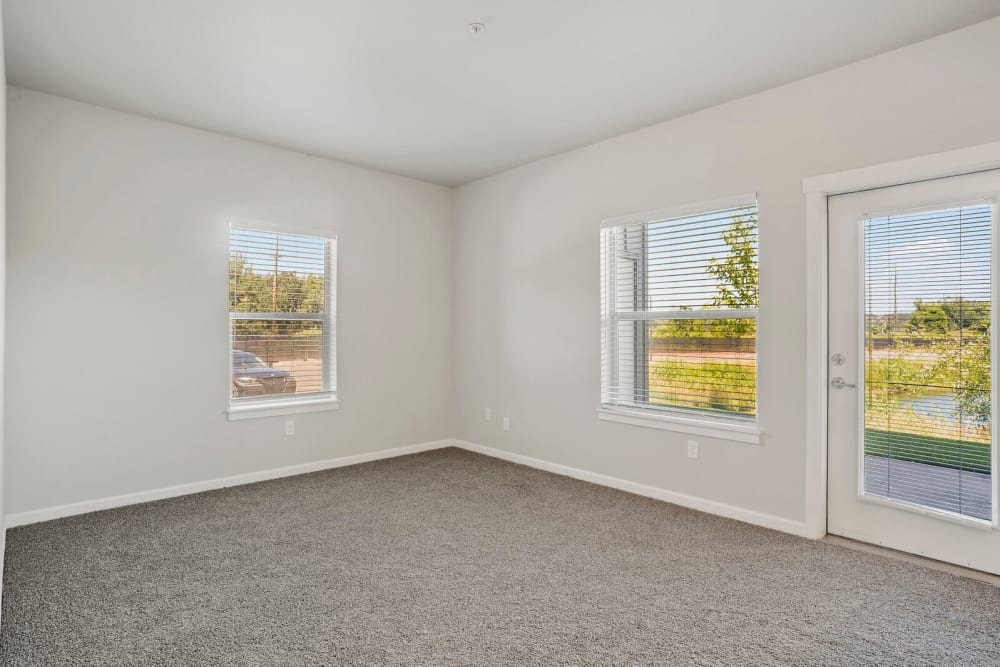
[600,196,759,436]
[228,226,337,417]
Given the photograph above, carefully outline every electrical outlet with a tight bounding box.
[285,420,295,436]
[502,417,510,431]
[485,407,492,421]
[687,440,698,459]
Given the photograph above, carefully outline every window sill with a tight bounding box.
[227,395,340,421]
[596,406,760,444]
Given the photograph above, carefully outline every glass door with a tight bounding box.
[827,170,1000,575]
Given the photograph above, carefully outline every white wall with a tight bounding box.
[7,17,1000,531]
[0,5,7,593]
[451,17,1000,526]
[5,88,453,516]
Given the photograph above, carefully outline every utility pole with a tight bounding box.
[892,266,898,332]
[271,237,279,359]
[272,246,278,319]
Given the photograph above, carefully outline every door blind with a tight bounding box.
[229,227,336,402]
[863,203,993,521]
[601,201,758,419]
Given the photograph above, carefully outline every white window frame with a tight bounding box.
[226,221,339,421]
[598,193,761,444]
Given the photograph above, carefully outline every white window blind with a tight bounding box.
[601,200,758,421]
[863,203,992,521]
[229,227,336,404]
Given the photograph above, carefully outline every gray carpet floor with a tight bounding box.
[2,447,999,666]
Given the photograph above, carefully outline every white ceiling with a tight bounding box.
[6,1,1000,186]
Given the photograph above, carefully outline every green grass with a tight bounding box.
[649,359,755,415]
[864,353,992,473]
[648,355,992,474]
[865,356,927,389]
[865,428,991,474]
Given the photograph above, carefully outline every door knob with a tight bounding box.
[831,377,857,389]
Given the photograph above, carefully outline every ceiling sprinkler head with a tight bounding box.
[468,23,485,35]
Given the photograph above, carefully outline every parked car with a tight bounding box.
[232,350,297,397]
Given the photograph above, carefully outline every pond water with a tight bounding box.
[895,391,985,428]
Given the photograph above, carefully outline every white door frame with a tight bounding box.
[802,140,1000,540]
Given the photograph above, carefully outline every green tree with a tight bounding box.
[652,307,698,338]
[229,255,324,337]
[706,213,757,338]
[931,334,991,423]
[906,300,950,335]
[904,297,992,423]
[907,298,990,336]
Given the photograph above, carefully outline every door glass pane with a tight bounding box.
[863,204,992,521]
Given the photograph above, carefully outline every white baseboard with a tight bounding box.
[6,438,812,539]
[452,440,812,538]
[5,439,453,528]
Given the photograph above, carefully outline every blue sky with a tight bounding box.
[627,202,991,317]
[640,206,757,311]
[864,205,991,316]
[230,227,326,278]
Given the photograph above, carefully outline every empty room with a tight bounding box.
[1,0,999,664]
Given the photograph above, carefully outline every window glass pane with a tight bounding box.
[229,226,334,404]
[230,229,326,313]
[863,204,991,520]
[601,200,758,421]
[232,319,326,398]
[645,208,758,311]
[648,319,756,415]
